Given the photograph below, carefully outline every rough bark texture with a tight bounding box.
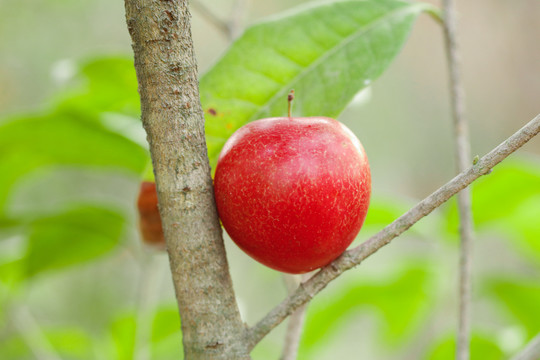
[124,1,248,358]
[246,113,540,348]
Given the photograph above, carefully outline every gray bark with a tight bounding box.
[124,1,249,358]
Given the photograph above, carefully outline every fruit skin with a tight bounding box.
[137,181,165,249]
[214,117,370,274]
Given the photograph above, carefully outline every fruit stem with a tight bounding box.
[287,89,294,118]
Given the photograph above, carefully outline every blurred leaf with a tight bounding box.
[425,333,504,360]
[0,327,94,360]
[151,335,184,360]
[0,259,24,286]
[54,57,140,118]
[353,196,447,248]
[111,313,136,360]
[151,305,183,359]
[444,158,540,262]
[47,328,95,360]
[6,167,138,219]
[486,278,540,338]
[201,0,435,167]
[0,217,20,230]
[99,112,148,148]
[23,205,124,278]
[0,113,147,216]
[507,195,540,260]
[0,334,32,359]
[151,305,181,344]
[471,159,539,224]
[299,265,432,357]
[363,197,410,228]
[108,306,183,360]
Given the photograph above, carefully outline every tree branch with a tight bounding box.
[10,305,62,360]
[124,0,248,358]
[245,113,540,349]
[280,274,311,360]
[228,0,249,39]
[511,333,540,360]
[441,1,473,359]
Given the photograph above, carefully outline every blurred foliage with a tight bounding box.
[0,57,149,283]
[0,0,539,359]
[300,265,433,358]
[150,306,183,359]
[0,327,95,359]
[444,158,540,264]
[201,0,435,169]
[24,205,124,279]
[111,313,137,360]
[425,333,505,360]
[486,278,540,339]
[0,305,181,359]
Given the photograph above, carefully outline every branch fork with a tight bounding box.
[245,113,540,349]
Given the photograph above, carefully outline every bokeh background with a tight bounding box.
[0,0,539,359]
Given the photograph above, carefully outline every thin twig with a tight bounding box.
[11,306,62,360]
[245,113,540,350]
[511,333,540,360]
[228,0,249,39]
[191,0,233,39]
[441,1,473,359]
[281,303,307,360]
[280,274,311,360]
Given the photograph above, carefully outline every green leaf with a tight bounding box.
[54,57,141,118]
[486,278,540,338]
[506,195,540,262]
[0,259,24,287]
[0,327,95,360]
[201,0,435,167]
[111,313,136,360]
[299,265,433,357]
[107,306,183,360]
[151,335,184,360]
[6,167,138,219]
[362,197,410,228]
[151,305,183,359]
[0,113,148,215]
[23,205,125,278]
[47,328,95,360]
[444,158,540,226]
[0,333,34,359]
[444,158,540,262]
[151,305,182,344]
[425,333,504,360]
[472,159,540,225]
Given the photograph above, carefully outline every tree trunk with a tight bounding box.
[124,0,249,358]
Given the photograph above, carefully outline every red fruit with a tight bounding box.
[214,117,371,273]
[137,181,165,248]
